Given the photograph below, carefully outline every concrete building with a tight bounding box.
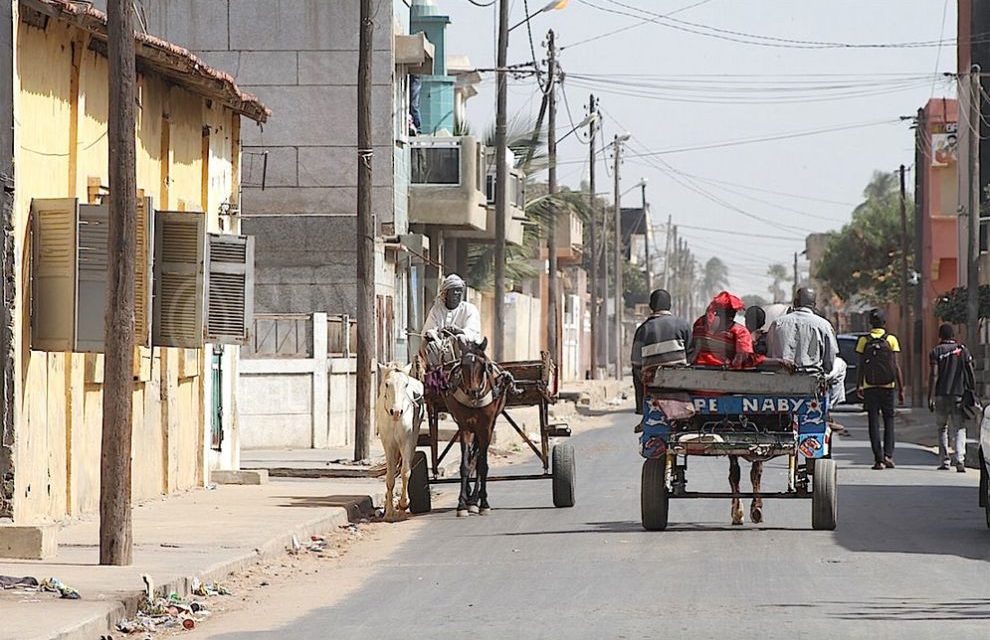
[1,0,266,556]
[124,0,440,450]
[915,99,961,393]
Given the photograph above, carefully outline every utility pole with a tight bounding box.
[641,180,651,291]
[912,107,925,406]
[101,0,137,566]
[663,214,673,293]
[898,163,911,401]
[492,0,510,361]
[546,29,559,370]
[967,65,981,352]
[587,93,599,379]
[354,0,374,461]
[792,251,799,300]
[670,225,678,313]
[612,135,625,378]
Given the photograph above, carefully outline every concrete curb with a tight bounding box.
[47,495,376,640]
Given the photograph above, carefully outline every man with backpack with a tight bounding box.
[927,323,976,472]
[856,308,904,470]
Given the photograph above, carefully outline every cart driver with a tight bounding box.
[422,273,483,346]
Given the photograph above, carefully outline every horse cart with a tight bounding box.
[406,351,576,514]
[639,368,837,531]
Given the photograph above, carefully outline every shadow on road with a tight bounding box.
[761,597,990,621]
[833,483,990,562]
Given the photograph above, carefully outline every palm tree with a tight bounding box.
[700,257,730,301]
[767,263,791,303]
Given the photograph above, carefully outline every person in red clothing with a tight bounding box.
[691,291,756,368]
[690,291,794,371]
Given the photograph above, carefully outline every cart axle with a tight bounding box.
[669,491,810,499]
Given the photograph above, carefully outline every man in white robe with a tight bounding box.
[422,273,482,344]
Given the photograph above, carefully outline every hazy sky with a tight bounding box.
[439,0,957,299]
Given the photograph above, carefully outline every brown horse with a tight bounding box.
[444,338,513,517]
[728,457,763,525]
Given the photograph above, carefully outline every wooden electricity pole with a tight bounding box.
[587,94,599,379]
[492,0,510,361]
[546,30,559,369]
[612,135,624,378]
[967,65,982,353]
[101,0,137,566]
[354,0,374,461]
[898,163,911,400]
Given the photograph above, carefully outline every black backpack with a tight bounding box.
[862,332,896,386]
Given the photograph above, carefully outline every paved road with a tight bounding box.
[205,409,990,640]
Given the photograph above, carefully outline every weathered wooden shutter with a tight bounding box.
[204,233,254,344]
[31,198,79,351]
[153,211,205,347]
[134,196,154,347]
[74,201,110,352]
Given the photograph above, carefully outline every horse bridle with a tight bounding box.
[451,353,496,408]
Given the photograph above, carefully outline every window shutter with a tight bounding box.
[31,198,79,351]
[134,196,154,347]
[153,211,205,348]
[204,233,254,345]
[74,202,110,352]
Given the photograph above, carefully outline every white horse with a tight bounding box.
[376,363,424,522]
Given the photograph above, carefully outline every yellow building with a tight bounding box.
[1,0,268,556]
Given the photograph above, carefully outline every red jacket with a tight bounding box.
[690,291,764,369]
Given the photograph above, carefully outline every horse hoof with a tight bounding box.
[478,507,491,516]
[731,519,744,526]
[397,502,409,512]
[468,504,480,515]
[750,508,763,524]
[456,509,470,518]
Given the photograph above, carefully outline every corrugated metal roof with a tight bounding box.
[21,0,270,123]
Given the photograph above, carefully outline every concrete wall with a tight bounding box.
[10,16,251,523]
[239,313,360,449]
[128,0,405,319]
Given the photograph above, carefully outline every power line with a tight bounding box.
[579,0,988,50]
[561,0,713,50]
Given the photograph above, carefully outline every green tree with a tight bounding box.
[816,171,913,304]
[700,257,730,301]
[767,263,791,303]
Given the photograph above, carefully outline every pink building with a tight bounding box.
[918,98,960,386]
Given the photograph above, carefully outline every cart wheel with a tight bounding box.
[811,458,837,531]
[641,457,669,531]
[552,443,576,508]
[408,451,431,514]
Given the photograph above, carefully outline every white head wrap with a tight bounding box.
[438,273,466,296]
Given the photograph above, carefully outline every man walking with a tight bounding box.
[928,323,976,472]
[631,289,691,428]
[856,309,904,470]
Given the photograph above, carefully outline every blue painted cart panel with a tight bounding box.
[640,393,830,460]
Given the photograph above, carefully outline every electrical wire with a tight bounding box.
[466,0,497,7]
[561,0,714,51]
[580,0,989,50]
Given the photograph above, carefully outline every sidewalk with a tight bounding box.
[0,477,382,640]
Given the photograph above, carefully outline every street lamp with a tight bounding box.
[509,0,569,32]
[557,112,598,144]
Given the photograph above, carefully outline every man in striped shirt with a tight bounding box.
[631,289,691,422]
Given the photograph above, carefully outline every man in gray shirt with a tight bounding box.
[767,288,839,375]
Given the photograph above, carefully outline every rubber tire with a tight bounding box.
[641,457,669,531]
[408,450,432,514]
[552,443,576,508]
[980,450,990,529]
[812,458,838,531]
